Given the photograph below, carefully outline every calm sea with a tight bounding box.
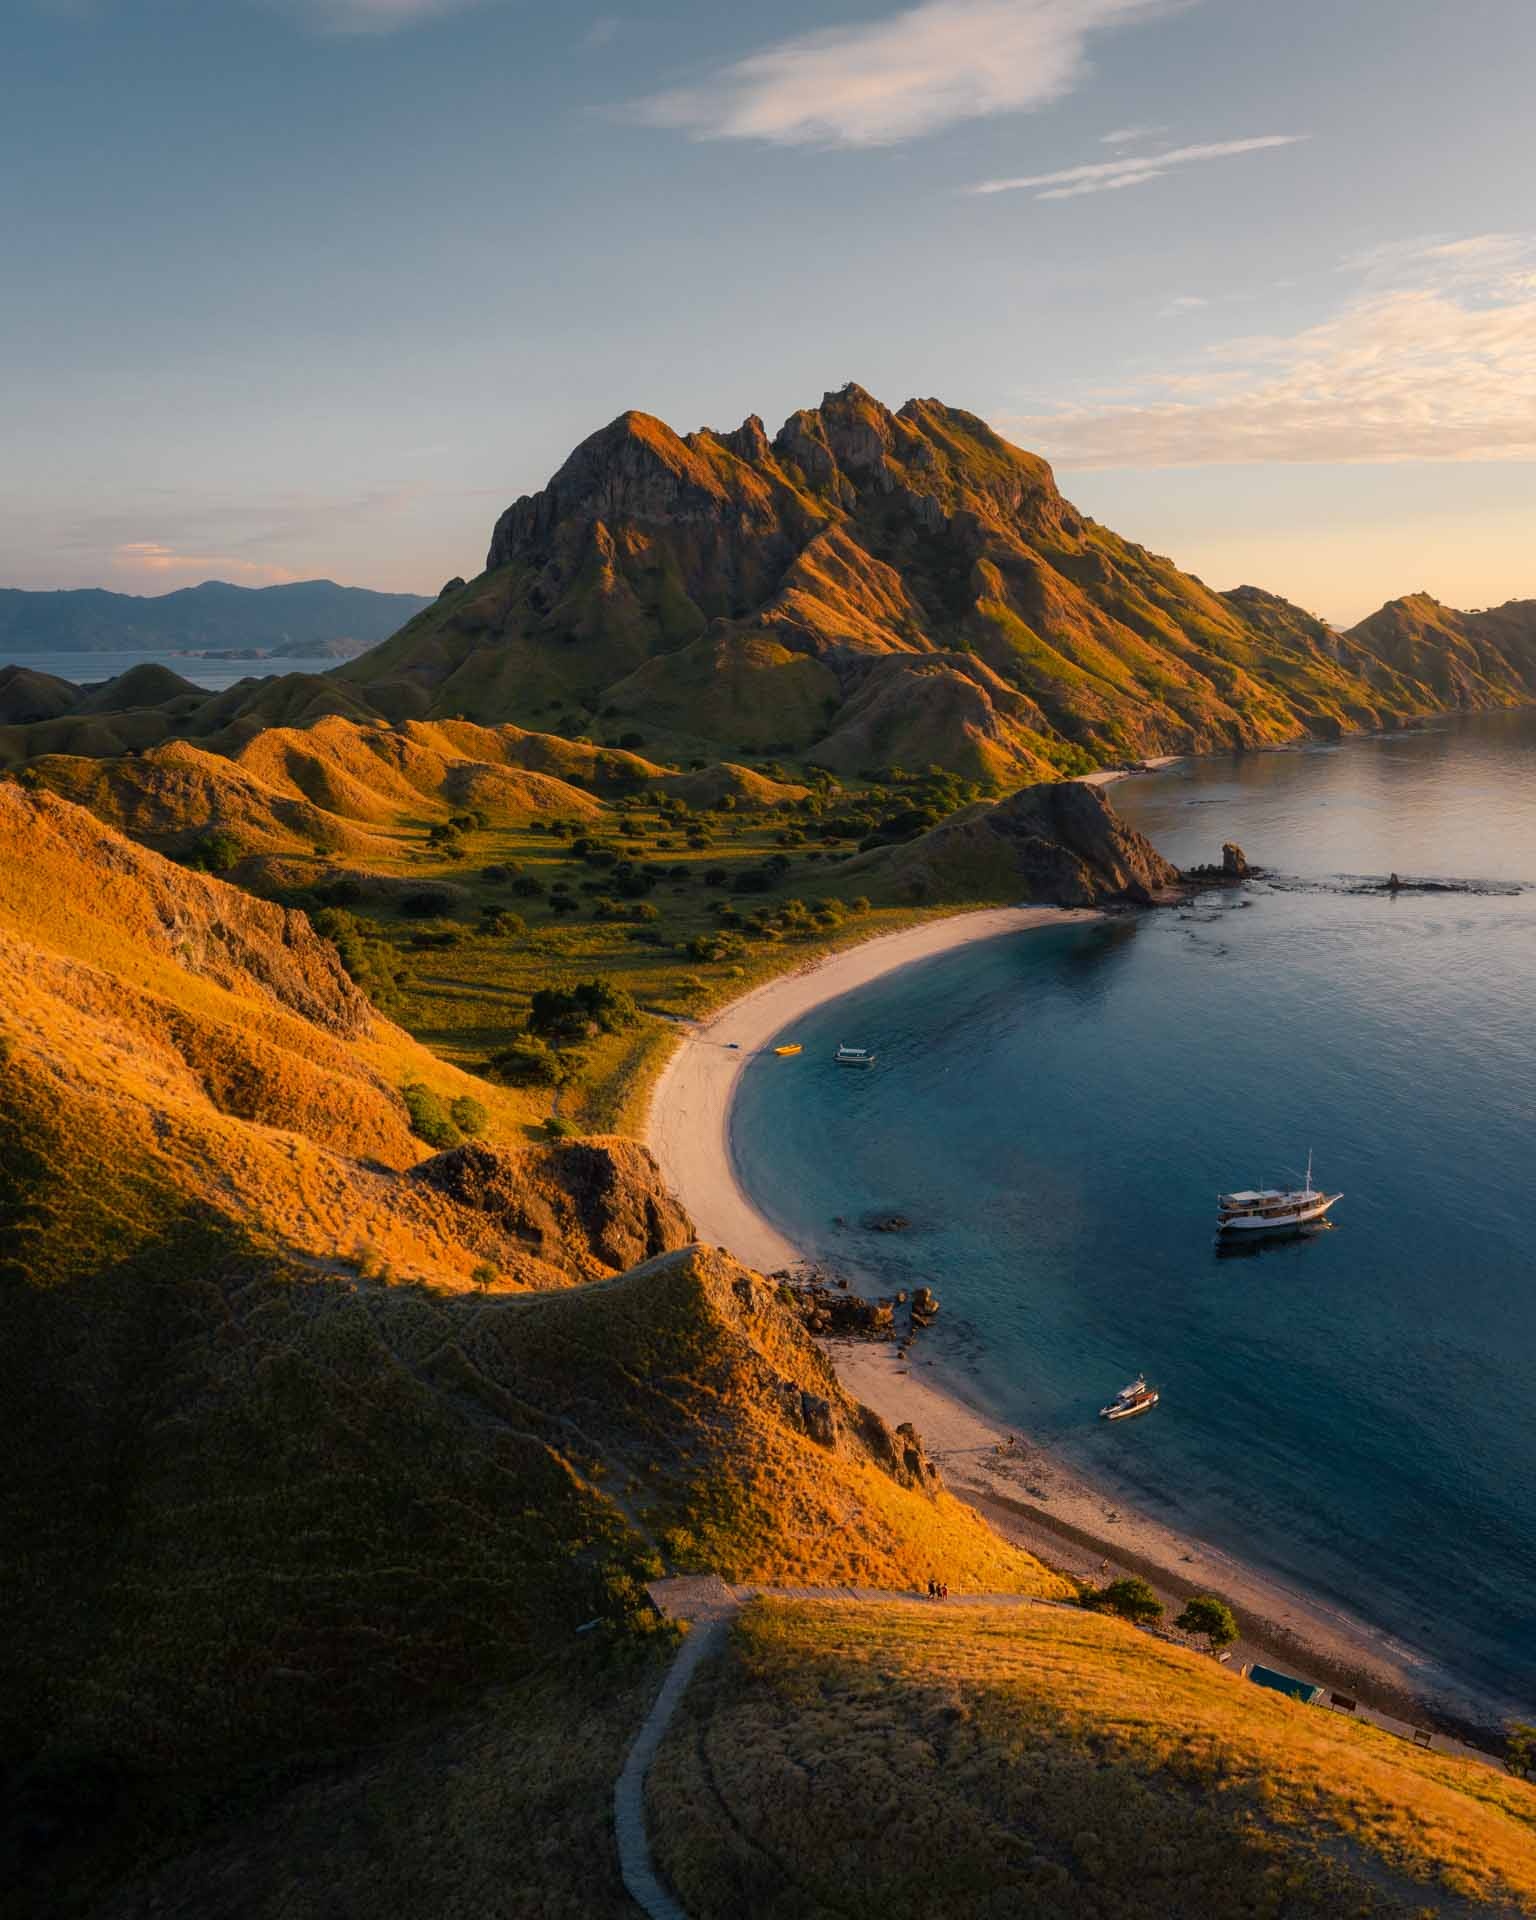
[732,711,1536,1706]
[3,649,335,692]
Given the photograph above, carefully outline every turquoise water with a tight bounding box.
[732,712,1536,1706]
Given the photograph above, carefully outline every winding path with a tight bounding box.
[613,1577,1060,1920]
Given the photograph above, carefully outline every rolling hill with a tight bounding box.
[652,1599,1536,1918]
[1,786,1065,1911]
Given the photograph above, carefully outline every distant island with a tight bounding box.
[0,577,432,655]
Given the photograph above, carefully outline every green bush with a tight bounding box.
[449,1095,488,1138]
[480,909,527,938]
[182,828,245,874]
[487,1035,584,1088]
[1175,1594,1238,1652]
[401,1082,461,1150]
[528,979,640,1041]
[399,887,456,918]
[1083,1577,1163,1625]
[312,907,406,1011]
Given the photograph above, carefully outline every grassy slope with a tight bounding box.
[320,390,1527,780]
[2,827,1064,1916]
[653,1600,1536,1918]
[3,1198,1064,1906]
[77,1646,670,1920]
[14,718,990,1137]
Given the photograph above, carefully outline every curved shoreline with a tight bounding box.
[645,907,1513,1749]
[646,907,1096,1271]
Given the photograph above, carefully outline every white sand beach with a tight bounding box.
[646,906,1514,1745]
[647,907,1098,1270]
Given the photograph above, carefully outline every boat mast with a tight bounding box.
[1304,1147,1314,1198]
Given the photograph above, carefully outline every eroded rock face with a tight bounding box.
[953,779,1182,906]
[409,1136,695,1280]
[1222,841,1250,877]
[0,785,372,1038]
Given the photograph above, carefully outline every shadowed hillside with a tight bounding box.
[0,786,1067,1909]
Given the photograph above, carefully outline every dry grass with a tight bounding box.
[652,1599,1536,1918]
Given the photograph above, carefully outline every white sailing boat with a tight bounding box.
[1217,1152,1341,1234]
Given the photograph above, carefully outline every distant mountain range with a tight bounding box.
[0,578,432,655]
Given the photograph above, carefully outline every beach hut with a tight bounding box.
[1244,1663,1324,1706]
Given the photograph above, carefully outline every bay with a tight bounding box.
[731,711,1536,1706]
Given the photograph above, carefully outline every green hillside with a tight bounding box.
[330,386,1536,779]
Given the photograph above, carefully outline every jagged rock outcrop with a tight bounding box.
[409,1138,695,1281]
[320,383,1536,783]
[852,776,1180,907]
[5,392,1534,785]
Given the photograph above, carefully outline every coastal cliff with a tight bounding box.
[846,776,1182,905]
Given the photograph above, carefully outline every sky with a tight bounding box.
[5,0,1536,625]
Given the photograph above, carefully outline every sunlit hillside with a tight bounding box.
[653,1599,1536,1917]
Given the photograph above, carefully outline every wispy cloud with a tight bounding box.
[1100,122,1165,143]
[969,133,1307,199]
[583,13,621,49]
[628,0,1181,149]
[114,542,296,584]
[284,0,485,34]
[1000,235,1536,467]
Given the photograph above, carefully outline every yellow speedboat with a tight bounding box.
[773,1043,802,1057]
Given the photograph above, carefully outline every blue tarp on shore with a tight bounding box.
[1247,1664,1324,1705]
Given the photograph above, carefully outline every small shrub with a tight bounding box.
[480,909,526,938]
[399,887,456,918]
[1174,1594,1238,1652]
[1083,1577,1163,1625]
[487,1035,584,1088]
[449,1095,488,1138]
[401,1082,461,1150]
[182,828,245,874]
[528,979,640,1041]
[541,1116,573,1141]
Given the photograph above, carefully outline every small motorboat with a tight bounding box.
[835,1044,876,1068]
[773,1043,802,1057]
[1099,1376,1160,1421]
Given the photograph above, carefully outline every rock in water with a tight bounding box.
[1222,841,1250,877]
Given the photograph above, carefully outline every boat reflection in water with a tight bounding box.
[1215,1218,1336,1260]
